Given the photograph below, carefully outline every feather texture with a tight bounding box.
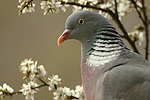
[58,10,150,100]
[86,25,127,67]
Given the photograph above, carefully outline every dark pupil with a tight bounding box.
[80,20,83,24]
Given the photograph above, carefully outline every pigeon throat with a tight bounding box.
[83,26,128,67]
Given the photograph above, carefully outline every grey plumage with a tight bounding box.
[58,10,150,100]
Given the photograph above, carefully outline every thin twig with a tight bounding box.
[19,0,33,15]
[113,0,139,53]
[119,35,125,38]
[38,78,79,99]
[38,78,49,86]
[3,91,22,97]
[131,0,145,24]
[3,79,49,97]
[61,1,113,13]
[112,8,140,54]
[141,0,149,60]
[114,0,119,18]
[131,0,149,59]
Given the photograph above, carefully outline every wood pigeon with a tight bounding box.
[57,10,150,100]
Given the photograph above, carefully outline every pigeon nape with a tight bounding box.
[58,10,150,100]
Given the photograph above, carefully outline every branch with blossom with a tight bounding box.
[0,59,84,100]
[17,0,150,60]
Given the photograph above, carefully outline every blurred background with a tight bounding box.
[0,0,150,100]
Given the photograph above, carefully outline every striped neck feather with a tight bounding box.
[86,26,127,67]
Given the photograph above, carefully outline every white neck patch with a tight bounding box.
[86,42,123,67]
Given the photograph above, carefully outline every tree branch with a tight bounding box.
[114,0,119,18]
[112,8,140,54]
[3,91,22,97]
[131,0,149,59]
[131,0,145,24]
[61,1,113,13]
[141,0,149,60]
[38,78,49,86]
[4,79,49,97]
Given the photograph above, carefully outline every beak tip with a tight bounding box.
[57,29,72,46]
[57,36,63,46]
[57,43,60,46]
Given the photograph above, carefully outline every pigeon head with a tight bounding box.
[58,10,111,45]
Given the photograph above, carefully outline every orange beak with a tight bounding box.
[57,29,72,45]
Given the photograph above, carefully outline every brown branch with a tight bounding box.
[38,78,49,86]
[112,0,139,54]
[37,78,79,99]
[67,96,79,99]
[3,79,49,98]
[141,0,149,60]
[119,35,126,38]
[113,12,140,54]
[114,0,119,18]
[131,0,149,59]
[2,91,22,97]
[61,1,140,54]
[131,0,145,24]
[2,78,80,99]
[61,1,113,13]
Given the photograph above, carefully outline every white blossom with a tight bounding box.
[60,4,69,12]
[137,32,144,46]
[30,61,37,73]
[37,65,47,77]
[128,24,145,46]
[53,86,75,99]
[117,0,131,19]
[78,0,98,5]
[21,58,34,66]
[100,2,112,9]
[99,10,111,19]
[0,83,14,93]
[128,30,144,46]
[62,0,68,3]
[136,1,142,8]
[53,85,84,99]
[19,0,24,3]
[48,0,61,14]
[0,91,2,95]
[53,87,63,99]
[0,86,2,90]
[40,0,68,15]
[20,59,47,81]
[74,85,84,98]
[62,87,73,97]
[22,3,35,14]
[20,81,39,100]
[18,0,36,15]
[2,83,14,93]
[20,66,28,75]
[40,1,47,10]
[88,0,98,5]
[118,0,131,13]
[78,0,88,5]
[48,75,61,91]
[72,5,82,13]
[98,2,112,19]
[0,83,14,99]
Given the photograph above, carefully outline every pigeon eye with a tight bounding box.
[78,19,85,25]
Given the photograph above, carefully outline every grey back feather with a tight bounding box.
[102,51,150,100]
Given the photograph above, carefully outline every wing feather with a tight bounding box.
[102,63,150,100]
